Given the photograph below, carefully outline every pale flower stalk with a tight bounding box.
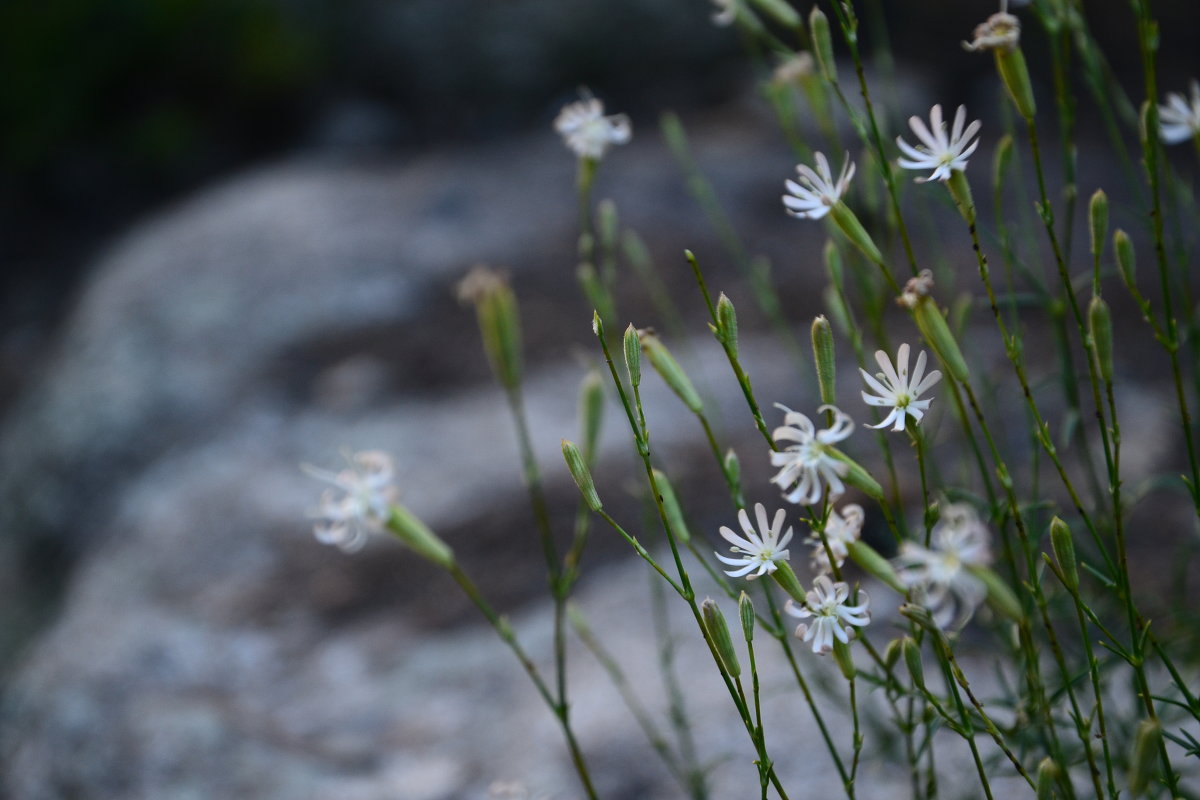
[785,575,871,655]
[860,343,943,431]
[769,404,854,505]
[304,451,399,553]
[1158,80,1200,145]
[893,503,992,630]
[807,503,865,573]
[782,151,855,220]
[554,92,632,160]
[896,104,982,183]
[715,502,794,579]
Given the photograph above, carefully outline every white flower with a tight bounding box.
[896,105,982,183]
[782,152,855,220]
[553,92,631,160]
[892,503,992,630]
[785,574,871,655]
[807,503,865,573]
[715,503,795,579]
[962,12,1020,53]
[1158,81,1200,145]
[304,451,398,552]
[860,343,943,432]
[710,0,737,26]
[770,404,854,505]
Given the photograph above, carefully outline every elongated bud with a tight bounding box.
[1049,516,1079,591]
[563,439,602,511]
[639,330,703,413]
[969,565,1023,621]
[1114,229,1136,287]
[901,273,970,384]
[738,591,755,643]
[902,636,925,690]
[701,598,741,678]
[883,637,903,669]
[457,266,523,391]
[947,169,976,225]
[716,292,739,356]
[597,198,619,252]
[995,48,1036,120]
[652,468,690,544]
[827,449,884,501]
[830,203,885,267]
[723,448,742,496]
[771,561,808,604]
[832,639,856,679]
[579,370,605,460]
[1128,718,1161,797]
[900,602,939,633]
[847,540,906,593]
[387,506,455,569]
[809,7,837,83]
[992,134,1014,189]
[749,0,800,28]
[812,316,837,407]
[1089,189,1109,259]
[1089,296,1114,384]
[591,309,604,338]
[1036,757,1061,800]
[623,324,642,388]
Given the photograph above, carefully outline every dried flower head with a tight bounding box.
[897,105,982,183]
[304,451,398,552]
[715,502,795,579]
[769,404,855,505]
[782,152,856,221]
[785,574,871,654]
[554,91,632,160]
[1158,80,1200,145]
[893,503,992,630]
[897,269,936,309]
[808,503,865,573]
[860,343,943,431]
[963,12,1020,52]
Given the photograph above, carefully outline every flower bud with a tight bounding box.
[809,7,837,83]
[1114,229,1136,288]
[969,565,1023,622]
[832,639,856,679]
[457,266,523,391]
[591,309,604,338]
[996,47,1037,120]
[812,316,837,407]
[1049,516,1079,592]
[639,330,704,413]
[827,449,884,501]
[652,468,690,544]
[947,169,976,226]
[883,637,903,670]
[771,560,808,604]
[623,324,642,388]
[716,292,739,356]
[579,370,605,460]
[563,440,602,511]
[1089,189,1109,260]
[387,505,455,569]
[903,276,970,384]
[1128,718,1161,797]
[830,203,885,267]
[1036,757,1061,800]
[701,598,741,678]
[1089,296,1114,384]
[847,540,906,594]
[723,448,742,498]
[900,602,939,633]
[902,636,925,690]
[738,591,756,643]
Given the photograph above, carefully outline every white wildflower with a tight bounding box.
[715,503,794,579]
[785,574,871,655]
[769,404,854,505]
[1158,80,1200,145]
[304,451,398,552]
[554,92,631,160]
[896,104,982,183]
[860,343,943,432]
[893,503,992,630]
[782,151,855,221]
[808,503,865,573]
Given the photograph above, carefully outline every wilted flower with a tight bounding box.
[785,574,871,654]
[896,104,982,183]
[893,503,992,630]
[304,451,399,552]
[963,12,1020,52]
[808,503,865,573]
[769,404,854,505]
[1158,80,1200,144]
[860,343,943,431]
[896,269,935,310]
[554,92,632,160]
[715,503,795,579]
[782,152,855,221]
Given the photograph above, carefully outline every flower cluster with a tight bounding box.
[893,503,993,630]
[807,503,864,573]
[304,451,399,553]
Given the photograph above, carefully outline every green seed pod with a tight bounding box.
[995,47,1037,120]
[1128,718,1161,797]
[947,169,976,225]
[1089,296,1114,384]
[1089,189,1109,260]
[623,324,642,388]
[809,6,837,83]
[811,315,837,406]
[652,468,690,544]
[597,198,619,253]
[771,561,808,604]
[829,203,885,268]
[1036,757,1061,800]
[846,540,907,594]
[902,636,925,690]
[579,370,605,461]
[458,266,523,391]
[749,0,800,28]
[562,439,602,511]
[387,505,455,569]
[969,565,1023,621]
[832,639,857,680]
[912,297,970,384]
[883,637,904,670]
[1049,516,1079,592]
[992,134,1014,191]
[827,449,884,501]
[738,591,755,643]
[1114,229,1136,288]
[716,292,739,356]
[701,598,741,678]
[639,330,704,413]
